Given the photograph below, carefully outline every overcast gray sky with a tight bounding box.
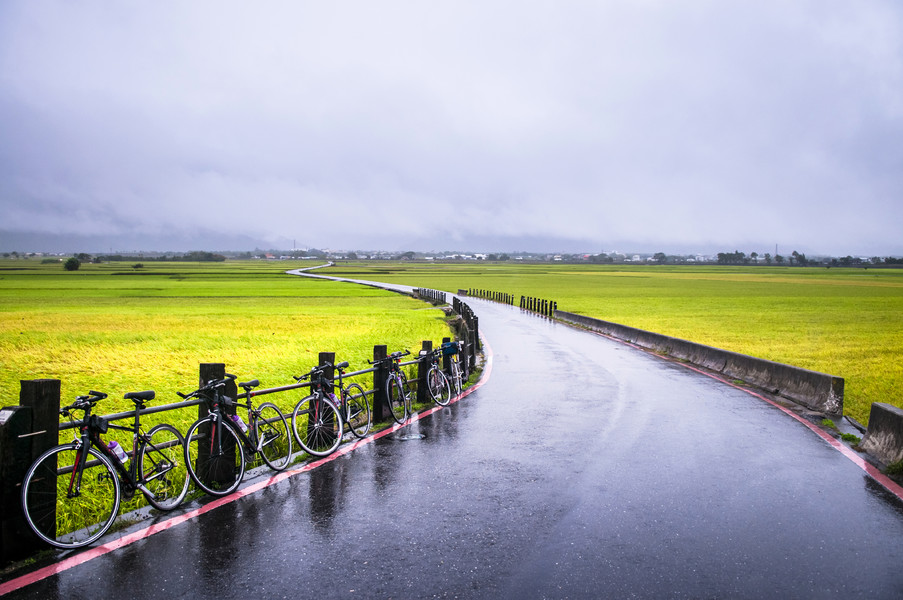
[1,1,901,256]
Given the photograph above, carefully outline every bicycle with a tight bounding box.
[368,350,412,425]
[235,378,293,470]
[330,360,372,439]
[21,390,190,549]
[422,348,452,406]
[290,364,345,457]
[180,373,291,497]
[441,340,464,397]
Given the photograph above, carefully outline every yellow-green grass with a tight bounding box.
[323,261,903,426]
[0,259,453,439]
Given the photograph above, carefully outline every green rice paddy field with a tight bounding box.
[3,259,900,429]
[323,261,903,426]
[0,260,453,435]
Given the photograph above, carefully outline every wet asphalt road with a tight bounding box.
[4,290,903,599]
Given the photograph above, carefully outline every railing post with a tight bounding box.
[2,379,62,557]
[441,336,452,377]
[18,379,60,464]
[1,380,60,560]
[372,345,389,423]
[318,352,338,445]
[1,403,37,560]
[197,363,238,487]
[417,340,433,405]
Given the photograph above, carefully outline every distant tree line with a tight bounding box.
[94,251,227,262]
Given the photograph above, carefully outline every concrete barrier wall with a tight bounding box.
[860,403,903,466]
[555,310,844,416]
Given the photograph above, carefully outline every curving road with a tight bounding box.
[3,282,903,599]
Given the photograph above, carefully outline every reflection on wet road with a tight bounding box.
[4,291,903,599]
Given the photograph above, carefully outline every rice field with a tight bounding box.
[0,259,454,436]
[322,261,903,426]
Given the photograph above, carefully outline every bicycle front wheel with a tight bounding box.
[138,424,190,511]
[184,416,246,496]
[428,366,452,406]
[22,444,121,549]
[256,402,292,471]
[343,383,371,438]
[292,394,342,457]
[450,359,463,396]
[386,375,408,424]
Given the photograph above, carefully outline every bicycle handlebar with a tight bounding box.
[367,350,410,365]
[177,373,237,399]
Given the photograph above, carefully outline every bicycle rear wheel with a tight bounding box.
[292,394,342,457]
[138,423,190,510]
[184,416,246,496]
[386,375,408,424]
[21,444,121,549]
[428,366,452,406]
[343,383,371,438]
[256,402,292,470]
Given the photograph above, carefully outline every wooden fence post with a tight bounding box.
[417,340,433,405]
[0,380,62,557]
[196,363,238,487]
[18,379,60,465]
[318,352,338,446]
[372,345,389,423]
[1,379,61,560]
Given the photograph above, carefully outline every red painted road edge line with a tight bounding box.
[589,330,903,503]
[0,339,494,596]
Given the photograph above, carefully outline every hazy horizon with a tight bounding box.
[2,2,902,257]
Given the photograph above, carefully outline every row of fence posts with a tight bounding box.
[413,288,447,304]
[521,296,557,317]
[452,296,480,373]
[0,333,474,563]
[460,288,557,318]
[466,289,514,305]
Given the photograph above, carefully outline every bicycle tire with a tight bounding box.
[343,382,371,438]
[386,374,408,424]
[256,402,292,471]
[449,359,463,396]
[21,444,121,549]
[184,415,246,496]
[428,366,452,406]
[400,371,412,416]
[292,394,343,457]
[138,423,190,511]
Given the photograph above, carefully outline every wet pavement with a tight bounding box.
[3,289,903,599]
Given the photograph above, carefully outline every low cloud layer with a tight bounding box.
[2,1,902,255]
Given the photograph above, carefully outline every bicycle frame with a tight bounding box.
[71,404,153,499]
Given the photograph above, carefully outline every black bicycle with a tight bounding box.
[290,364,345,457]
[422,348,452,406]
[369,350,412,425]
[21,390,190,549]
[441,341,464,397]
[180,373,291,497]
[329,361,372,439]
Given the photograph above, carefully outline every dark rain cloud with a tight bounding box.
[1,1,901,255]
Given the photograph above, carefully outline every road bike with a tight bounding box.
[290,364,348,457]
[235,378,293,470]
[369,350,412,425]
[441,341,464,397]
[422,348,452,406]
[329,360,371,439]
[180,373,291,497]
[21,390,190,549]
